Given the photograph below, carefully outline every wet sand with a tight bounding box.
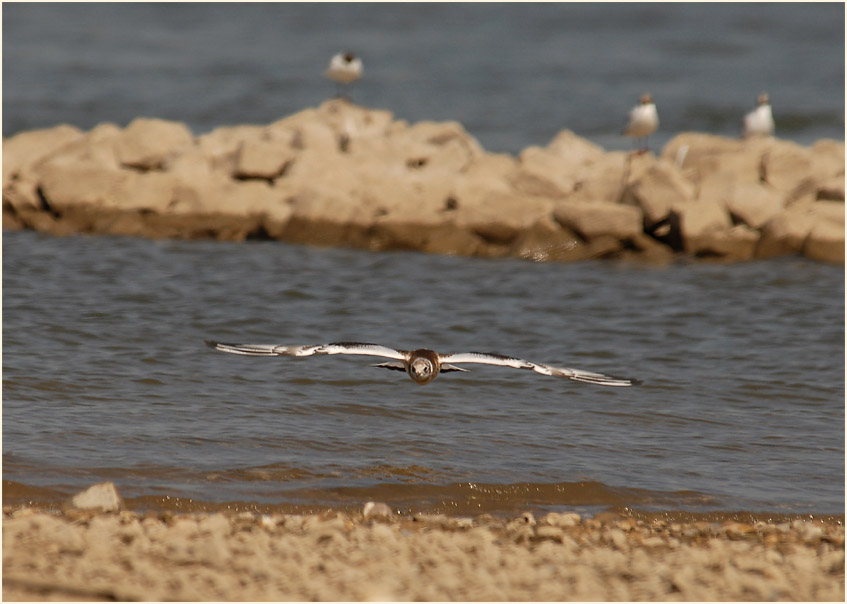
[3,505,844,601]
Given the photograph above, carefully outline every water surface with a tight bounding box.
[3,3,843,152]
[3,230,843,515]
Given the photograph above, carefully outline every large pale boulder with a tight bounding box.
[553,200,643,241]
[721,181,784,229]
[688,225,760,260]
[760,139,814,194]
[170,175,289,221]
[449,153,516,205]
[510,215,586,262]
[510,146,575,198]
[38,163,133,212]
[234,139,295,180]
[756,206,818,258]
[626,159,696,227]
[197,124,266,173]
[2,124,83,186]
[545,129,607,165]
[454,192,553,245]
[398,119,484,156]
[115,118,194,170]
[564,152,629,205]
[662,133,754,185]
[816,175,845,201]
[810,139,845,182]
[41,123,124,171]
[510,130,608,200]
[804,218,845,263]
[311,98,395,148]
[676,198,733,254]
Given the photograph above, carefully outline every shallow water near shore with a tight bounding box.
[2,230,844,515]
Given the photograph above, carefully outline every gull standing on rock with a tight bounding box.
[624,93,659,153]
[325,51,363,98]
[743,92,775,137]
[205,340,641,387]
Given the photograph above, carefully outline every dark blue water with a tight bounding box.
[2,230,844,514]
[3,3,844,153]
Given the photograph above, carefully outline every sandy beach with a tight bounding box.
[3,503,843,601]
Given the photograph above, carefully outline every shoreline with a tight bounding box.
[3,99,844,265]
[5,478,842,523]
[3,503,844,601]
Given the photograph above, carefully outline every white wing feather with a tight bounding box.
[205,340,406,361]
[439,352,638,387]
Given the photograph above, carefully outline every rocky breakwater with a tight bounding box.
[3,99,844,263]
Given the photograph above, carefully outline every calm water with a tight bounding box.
[2,230,844,515]
[2,3,844,153]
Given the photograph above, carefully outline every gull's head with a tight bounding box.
[757,92,770,106]
[410,358,434,381]
[408,350,439,384]
[343,52,357,64]
[640,93,653,105]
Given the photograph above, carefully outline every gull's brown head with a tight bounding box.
[407,349,440,384]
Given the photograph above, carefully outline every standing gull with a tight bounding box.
[325,51,363,98]
[205,340,641,387]
[743,92,775,138]
[623,93,659,153]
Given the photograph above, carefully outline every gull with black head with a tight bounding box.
[205,340,640,387]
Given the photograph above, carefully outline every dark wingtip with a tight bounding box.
[204,339,220,349]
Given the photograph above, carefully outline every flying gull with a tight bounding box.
[205,340,640,387]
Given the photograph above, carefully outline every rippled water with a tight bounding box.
[2,230,843,515]
[2,3,844,152]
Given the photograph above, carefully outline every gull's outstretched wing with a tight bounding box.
[205,340,407,361]
[438,352,640,387]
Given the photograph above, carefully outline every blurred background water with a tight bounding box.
[2,2,844,153]
[2,3,844,516]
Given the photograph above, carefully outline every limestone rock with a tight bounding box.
[510,215,585,262]
[816,175,845,201]
[756,206,818,258]
[626,159,696,227]
[510,146,575,198]
[545,129,607,165]
[689,225,761,260]
[2,124,83,187]
[553,200,643,241]
[676,198,733,254]
[362,501,393,520]
[197,124,267,173]
[115,117,194,170]
[234,139,295,180]
[721,181,784,229]
[565,151,629,205]
[69,481,123,512]
[662,132,753,185]
[454,192,553,245]
[804,218,845,264]
[810,139,846,182]
[760,139,814,194]
[38,163,133,212]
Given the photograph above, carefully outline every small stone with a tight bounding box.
[544,512,580,528]
[362,501,393,520]
[68,481,122,512]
